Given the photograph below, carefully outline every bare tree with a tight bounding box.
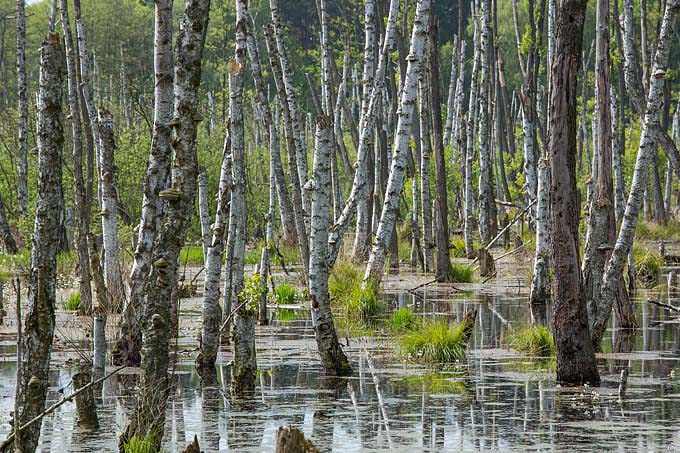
[11,32,65,453]
[549,0,599,386]
[16,0,28,218]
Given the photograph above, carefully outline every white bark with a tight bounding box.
[419,63,434,272]
[529,158,550,325]
[612,87,626,222]
[197,169,211,261]
[326,0,400,267]
[451,40,465,159]
[364,0,430,285]
[443,35,458,147]
[97,110,124,303]
[464,14,480,258]
[592,0,680,347]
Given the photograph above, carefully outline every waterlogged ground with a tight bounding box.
[1,258,680,451]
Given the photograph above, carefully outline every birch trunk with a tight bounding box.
[264,26,310,277]
[443,35,458,148]
[419,59,434,273]
[12,32,65,453]
[113,0,173,367]
[0,196,17,254]
[259,150,276,325]
[326,0,400,267]
[16,0,28,217]
[549,0,599,386]
[428,16,451,280]
[98,109,125,304]
[245,23,297,245]
[364,0,430,286]
[612,87,626,222]
[309,115,351,376]
[352,0,376,260]
[529,158,550,325]
[197,169,211,261]
[451,40,465,158]
[464,13,480,258]
[477,0,495,244]
[196,135,231,383]
[120,0,209,448]
[592,0,680,348]
[230,0,257,394]
[60,0,91,315]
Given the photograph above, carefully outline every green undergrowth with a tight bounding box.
[445,262,475,283]
[179,246,204,265]
[398,317,471,364]
[62,292,81,311]
[509,325,555,357]
[329,260,384,322]
[390,307,417,332]
[636,220,680,241]
[633,244,662,288]
[122,435,157,453]
[0,250,77,277]
[450,237,467,257]
[179,241,303,268]
[274,283,299,305]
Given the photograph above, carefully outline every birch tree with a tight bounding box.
[419,56,434,272]
[364,0,430,286]
[120,0,210,448]
[16,0,28,218]
[114,0,173,366]
[592,0,680,349]
[549,0,599,386]
[464,11,480,258]
[11,32,65,453]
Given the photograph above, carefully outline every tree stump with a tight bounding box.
[72,367,99,430]
[183,434,200,453]
[460,310,478,345]
[479,249,496,277]
[275,427,319,453]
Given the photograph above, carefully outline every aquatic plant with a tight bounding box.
[62,292,81,311]
[509,325,555,357]
[399,313,476,363]
[446,262,474,283]
[275,283,299,305]
[122,435,157,453]
[275,307,304,322]
[345,283,384,321]
[450,237,467,257]
[390,307,417,331]
[329,260,362,304]
[633,244,662,288]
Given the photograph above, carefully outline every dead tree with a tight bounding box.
[16,0,28,217]
[11,32,65,453]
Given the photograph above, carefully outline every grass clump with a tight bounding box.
[122,435,157,453]
[509,325,555,357]
[179,246,204,265]
[345,283,384,321]
[633,244,662,288]
[62,292,81,311]
[274,283,299,305]
[329,260,362,303]
[446,262,474,283]
[399,317,472,363]
[450,237,467,258]
[390,307,417,331]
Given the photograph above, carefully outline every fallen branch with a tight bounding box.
[218,299,249,335]
[0,365,125,451]
[647,299,680,313]
[472,199,536,264]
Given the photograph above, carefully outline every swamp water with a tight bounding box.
[0,270,679,452]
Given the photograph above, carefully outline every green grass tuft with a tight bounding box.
[633,244,662,288]
[122,435,157,453]
[179,246,204,265]
[509,325,555,357]
[450,237,467,258]
[390,307,417,331]
[62,292,81,311]
[329,260,362,303]
[446,262,474,283]
[398,318,470,363]
[274,283,299,305]
[345,283,384,321]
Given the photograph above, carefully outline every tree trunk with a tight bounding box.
[119,0,209,449]
[418,55,434,273]
[98,109,125,305]
[364,0,430,286]
[530,158,550,325]
[263,26,310,278]
[0,196,17,254]
[549,0,600,386]
[428,16,451,280]
[12,32,65,453]
[229,0,257,395]
[196,135,231,384]
[246,22,297,246]
[16,0,28,218]
[197,169,211,261]
[443,35,458,148]
[309,116,351,376]
[113,0,173,367]
[592,0,680,349]
[60,0,92,315]
[464,12,480,258]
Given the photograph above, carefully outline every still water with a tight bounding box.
[1,277,679,452]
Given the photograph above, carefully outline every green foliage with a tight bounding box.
[446,262,474,283]
[390,307,417,332]
[636,220,680,241]
[239,273,265,312]
[450,237,467,258]
[398,318,470,364]
[275,307,304,322]
[62,292,81,311]
[274,283,299,305]
[179,246,204,266]
[509,325,555,357]
[329,260,362,303]
[345,283,383,322]
[633,244,662,288]
[122,435,157,453]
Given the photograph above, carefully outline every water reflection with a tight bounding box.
[0,286,679,451]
